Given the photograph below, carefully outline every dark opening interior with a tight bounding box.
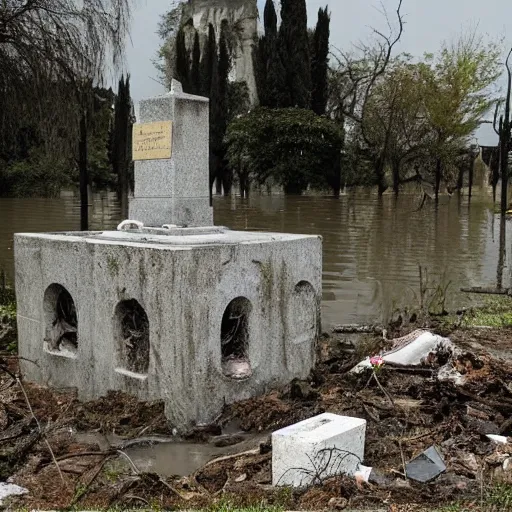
[44,284,78,355]
[221,297,252,379]
[117,299,150,374]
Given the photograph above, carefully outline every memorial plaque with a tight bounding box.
[132,121,173,161]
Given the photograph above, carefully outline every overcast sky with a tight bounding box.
[123,0,511,145]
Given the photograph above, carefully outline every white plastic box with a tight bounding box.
[272,413,367,487]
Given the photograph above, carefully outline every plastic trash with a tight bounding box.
[355,464,372,483]
[351,331,452,373]
[487,434,509,444]
[405,446,446,483]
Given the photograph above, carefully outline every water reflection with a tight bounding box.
[0,192,120,283]
[214,192,511,326]
[0,190,510,327]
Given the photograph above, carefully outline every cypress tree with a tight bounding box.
[218,21,230,136]
[279,0,312,109]
[112,75,132,218]
[264,0,278,38]
[254,36,268,106]
[175,26,190,92]
[311,7,330,115]
[200,24,216,97]
[255,0,288,108]
[190,30,201,95]
[253,0,276,106]
[266,40,289,108]
[208,33,221,193]
[217,21,232,194]
[264,0,288,108]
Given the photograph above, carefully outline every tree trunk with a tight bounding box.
[392,160,400,196]
[456,165,464,193]
[435,158,442,202]
[375,156,386,196]
[209,151,217,205]
[215,175,222,195]
[497,213,506,290]
[500,153,509,213]
[468,152,475,201]
[493,146,501,204]
[500,52,511,213]
[222,162,233,197]
[79,112,88,231]
[331,151,342,197]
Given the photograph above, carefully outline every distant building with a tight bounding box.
[163,0,259,105]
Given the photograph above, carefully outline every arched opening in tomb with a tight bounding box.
[221,297,252,379]
[43,284,78,357]
[290,281,319,344]
[115,299,150,375]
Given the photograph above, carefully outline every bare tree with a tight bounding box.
[328,0,405,194]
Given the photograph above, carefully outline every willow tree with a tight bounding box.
[0,0,132,227]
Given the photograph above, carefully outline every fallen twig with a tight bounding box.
[125,495,150,505]
[194,448,260,474]
[332,323,384,334]
[70,455,112,507]
[117,449,140,475]
[362,403,380,422]
[456,388,512,410]
[55,450,115,462]
[384,366,435,376]
[398,440,407,480]
[461,286,510,295]
[16,376,66,485]
[392,426,443,443]
[214,470,231,496]
[117,449,187,500]
[372,372,395,408]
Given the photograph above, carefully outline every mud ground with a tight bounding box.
[3,324,512,511]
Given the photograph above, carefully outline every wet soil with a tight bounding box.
[3,326,512,510]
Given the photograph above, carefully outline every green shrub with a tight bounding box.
[226,107,343,195]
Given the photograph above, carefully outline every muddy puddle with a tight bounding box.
[75,430,269,477]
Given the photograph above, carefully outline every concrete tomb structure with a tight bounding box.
[14,82,323,430]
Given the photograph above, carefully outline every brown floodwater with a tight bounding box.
[0,190,509,327]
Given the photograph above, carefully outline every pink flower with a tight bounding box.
[370,356,384,368]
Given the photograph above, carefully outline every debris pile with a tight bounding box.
[2,325,512,509]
